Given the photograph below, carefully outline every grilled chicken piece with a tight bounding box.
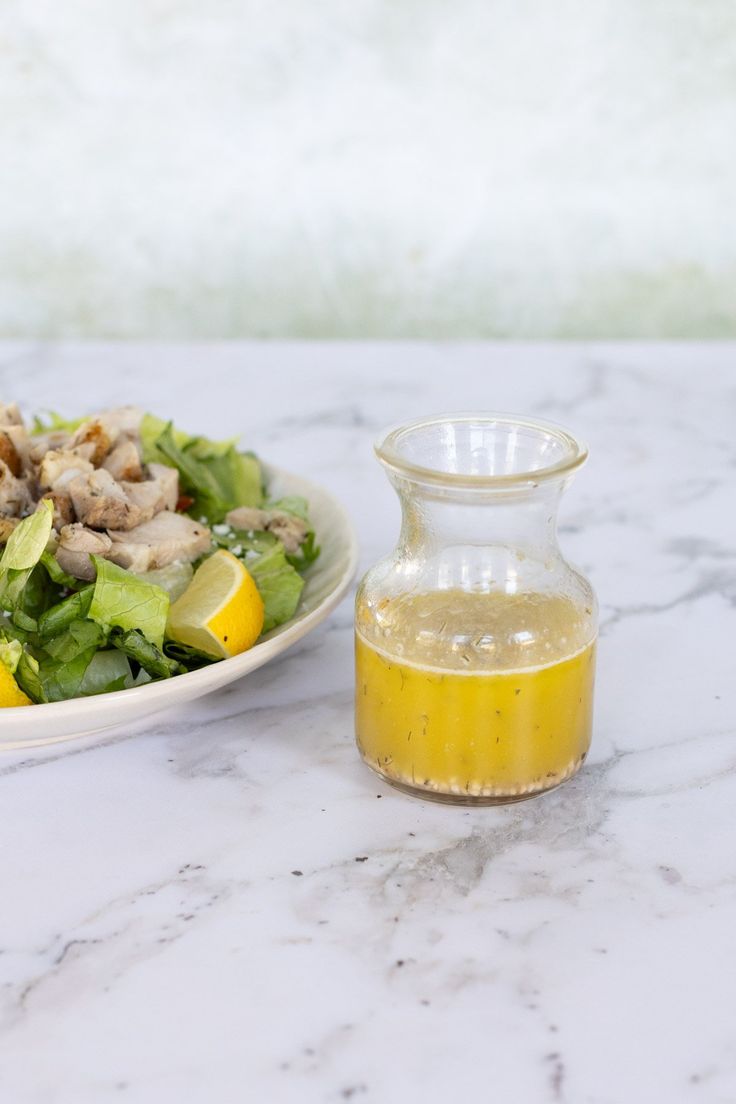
[226,505,308,554]
[97,406,144,439]
[28,431,70,464]
[0,517,19,544]
[56,523,113,581]
[67,419,114,466]
[0,460,34,517]
[224,506,264,531]
[0,431,22,477]
[45,491,75,530]
[122,463,178,516]
[2,424,33,474]
[38,449,95,492]
[107,511,211,572]
[262,514,308,555]
[0,402,23,427]
[68,469,154,531]
[103,439,143,482]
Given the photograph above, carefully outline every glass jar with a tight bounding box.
[355,413,598,805]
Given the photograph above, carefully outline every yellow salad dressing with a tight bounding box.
[355,590,596,802]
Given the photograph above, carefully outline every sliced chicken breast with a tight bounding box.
[107,511,211,572]
[28,431,70,464]
[226,505,308,554]
[38,449,95,491]
[122,463,178,516]
[45,490,75,530]
[0,431,22,477]
[97,406,144,438]
[103,439,144,482]
[0,517,19,544]
[68,419,115,466]
[56,524,113,581]
[0,403,23,427]
[2,425,33,475]
[0,460,34,517]
[68,469,154,531]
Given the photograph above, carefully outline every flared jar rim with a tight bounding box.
[375,411,588,490]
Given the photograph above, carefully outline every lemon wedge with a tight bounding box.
[166,549,264,659]
[0,663,32,707]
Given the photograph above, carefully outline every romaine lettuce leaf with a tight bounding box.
[137,562,193,601]
[248,541,305,632]
[189,443,262,514]
[152,420,263,523]
[14,651,45,703]
[0,501,54,610]
[0,636,22,674]
[140,413,192,465]
[15,562,54,622]
[1,500,53,570]
[39,649,97,701]
[89,557,169,648]
[36,620,107,701]
[11,609,37,633]
[162,639,216,671]
[43,619,106,659]
[38,586,94,639]
[110,628,181,679]
[78,650,132,696]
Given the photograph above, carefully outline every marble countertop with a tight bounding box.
[0,343,734,1104]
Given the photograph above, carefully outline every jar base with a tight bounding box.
[362,755,587,807]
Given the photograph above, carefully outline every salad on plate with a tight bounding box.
[0,403,319,707]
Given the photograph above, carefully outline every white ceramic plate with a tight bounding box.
[0,467,358,750]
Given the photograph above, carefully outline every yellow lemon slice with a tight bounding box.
[166,549,264,659]
[0,663,32,707]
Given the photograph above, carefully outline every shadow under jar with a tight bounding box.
[355,413,598,805]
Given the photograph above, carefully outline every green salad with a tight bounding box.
[0,404,319,705]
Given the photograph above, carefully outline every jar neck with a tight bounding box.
[394,478,565,560]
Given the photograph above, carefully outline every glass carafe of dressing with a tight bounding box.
[355,413,598,805]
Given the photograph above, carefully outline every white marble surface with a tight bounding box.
[0,343,734,1103]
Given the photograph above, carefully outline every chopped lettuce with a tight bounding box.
[152,420,262,523]
[38,586,93,639]
[43,619,106,659]
[0,501,54,610]
[0,636,22,674]
[14,651,45,703]
[1,501,53,571]
[78,651,132,696]
[89,558,169,648]
[137,562,193,602]
[36,620,107,701]
[248,541,305,633]
[162,639,217,671]
[140,413,192,463]
[110,628,181,679]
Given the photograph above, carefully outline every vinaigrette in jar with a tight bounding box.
[354,413,598,806]
[356,590,596,802]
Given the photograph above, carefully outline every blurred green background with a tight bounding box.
[1,0,734,339]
